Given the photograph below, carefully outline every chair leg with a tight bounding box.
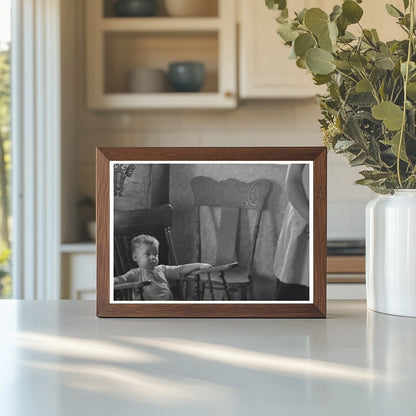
[193,275,201,300]
[219,271,230,300]
[207,273,215,300]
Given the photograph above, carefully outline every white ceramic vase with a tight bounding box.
[366,190,416,317]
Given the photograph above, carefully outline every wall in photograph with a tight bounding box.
[113,164,169,210]
[169,163,300,300]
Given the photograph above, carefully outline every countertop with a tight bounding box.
[0,300,415,415]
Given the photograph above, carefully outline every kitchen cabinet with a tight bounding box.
[86,0,237,109]
[238,0,404,99]
[61,244,96,300]
[238,0,325,99]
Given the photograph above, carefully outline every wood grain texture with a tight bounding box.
[96,147,327,318]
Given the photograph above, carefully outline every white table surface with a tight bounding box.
[0,300,415,416]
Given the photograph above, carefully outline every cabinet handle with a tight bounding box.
[224,91,234,99]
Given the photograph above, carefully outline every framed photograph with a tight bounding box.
[96,147,327,318]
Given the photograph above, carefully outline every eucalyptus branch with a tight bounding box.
[397,0,415,188]
[334,68,358,84]
[358,69,381,104]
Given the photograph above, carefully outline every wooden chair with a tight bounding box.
[183,176,271,300]
[113,204,181,301]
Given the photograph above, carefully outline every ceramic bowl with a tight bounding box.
[164,0,217,17]
[128,68,167,93]
[168,62,205,92]
[114,0,158,17]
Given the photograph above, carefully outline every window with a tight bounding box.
[0,0,11,298]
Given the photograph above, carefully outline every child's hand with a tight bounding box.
[198,263,212,269]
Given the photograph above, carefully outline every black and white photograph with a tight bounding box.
[110,161,313,303]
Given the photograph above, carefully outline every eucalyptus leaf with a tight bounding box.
[306,48,335,75]
[333,60,353,70]
[356,79,372,92]
[375,55,395,70]
[334,139,355,151]
[318,27,334,52]
[382,132,409,162]
[296,8,307,23]
[304,8,329,35]
[313,74,332,85]
[385,4,404,18]
[266,0,287,11]
[342,0,364,24]
[339,31,356,43]
[350,152,368,166]
[277,23,299,43]
[294,33,316,58]
[407,82,416,99]
[371,29,380,43]
[336,15,348,36]
[330,5,342,22]
[350,54,368,70]
[296,57,308,69]
[372,101,404,131]
[360,170,391,180]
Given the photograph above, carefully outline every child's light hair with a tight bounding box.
[131,234,159,251]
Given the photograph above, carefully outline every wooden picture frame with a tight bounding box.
[96,147,327,318]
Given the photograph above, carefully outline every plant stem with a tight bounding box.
[397,0,415,188]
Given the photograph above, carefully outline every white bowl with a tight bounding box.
[128,68,167,93]
[164,0,217,17]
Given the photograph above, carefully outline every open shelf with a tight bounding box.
[86,0,236,109]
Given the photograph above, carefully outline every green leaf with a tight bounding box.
[350,152,368,167]
[371,29,380,42]
[382,132,408,162]
[356,79,372,92]
[304,8,329,35]
[372,101,404,131]
[350,54,368,70]
[403,0,410,10]
[360,170,391,180]
[313,74,332,85]
[342,0,364,24]
[306,48,335,75]
[266,0,287,11]
[330,5,342,22]
[336,15,348,36]
[407,82,416,99]
[375,55,395,70]
[385,4,404,18]
[296,8,307,23]
[334,139,355,152]
[296,57,308,69]
[318,27,334,52]
[277,23,298,43]
[333,60,352,70]
[294,33,316,58]
[339,31,356,43]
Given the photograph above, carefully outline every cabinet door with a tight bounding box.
[239,0,404,99]
[239,0,326,99]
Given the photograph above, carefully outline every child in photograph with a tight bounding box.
[114,234,211,300]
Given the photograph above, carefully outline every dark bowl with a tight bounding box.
[168,62,205,93]
[114,0,158,17]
